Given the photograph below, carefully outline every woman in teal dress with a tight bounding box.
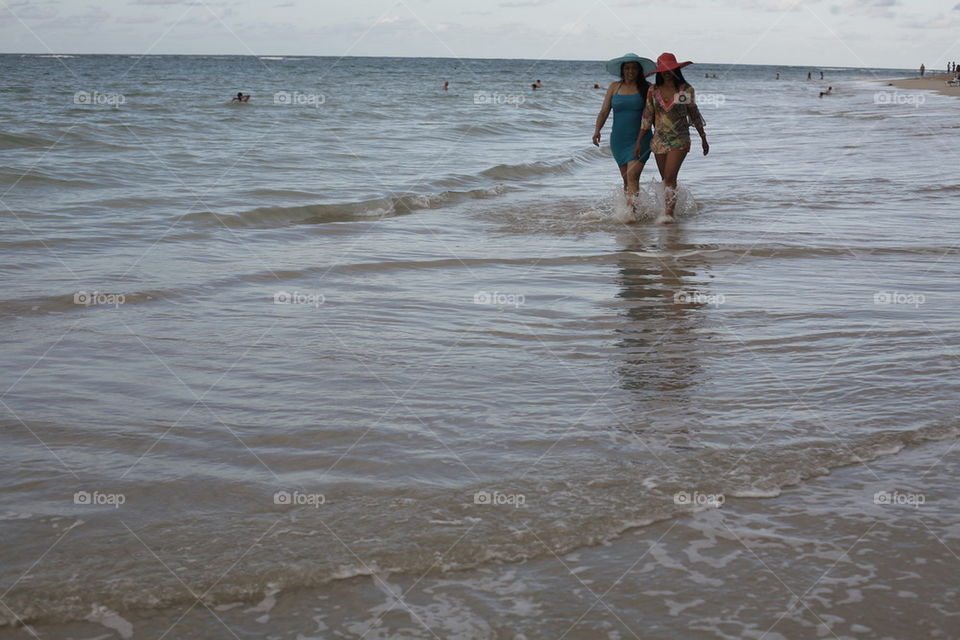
[592,53,656,211]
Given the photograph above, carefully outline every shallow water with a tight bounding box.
[1,55,958,638]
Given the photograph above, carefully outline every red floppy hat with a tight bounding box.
[646,52,693,76]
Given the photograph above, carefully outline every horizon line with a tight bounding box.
[0,52,916,71]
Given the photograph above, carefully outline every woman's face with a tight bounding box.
[622,61,640,81]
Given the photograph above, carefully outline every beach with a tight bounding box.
[1,55,959,639]
[888,72,960,98]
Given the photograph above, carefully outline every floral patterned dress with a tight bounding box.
[641,84,705,154]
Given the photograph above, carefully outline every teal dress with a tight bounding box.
[610,90,652,167]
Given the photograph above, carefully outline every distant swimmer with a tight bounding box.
[232,92,250,103]
[442,80,449,91]
[531,83,537,90]
[819,86,832,98]
[593,82,601,89]
[536,79,543,87]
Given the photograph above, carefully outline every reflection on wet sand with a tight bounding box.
[613,225,718,400]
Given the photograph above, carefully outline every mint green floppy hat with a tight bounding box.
[605,53,657,78]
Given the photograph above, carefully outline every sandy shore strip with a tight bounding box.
[885,73,960,97]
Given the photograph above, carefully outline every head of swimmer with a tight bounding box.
[619,61,649,89]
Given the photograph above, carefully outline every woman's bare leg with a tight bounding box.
[625,160,644,204]
[654,152,667,180]
[618,164,628,192]
[659,149,688,221]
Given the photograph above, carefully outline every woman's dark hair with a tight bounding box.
[655,68,689,87]
[619,62,650,98]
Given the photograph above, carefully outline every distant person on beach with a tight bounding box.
[819,86,832,98]
[593,53,656,214]
[776,72,780,79]
[442,80,449,91]
[820,71,824,80]
[920,63,925,77]
[231,92,250,103]
[634,52,709,224]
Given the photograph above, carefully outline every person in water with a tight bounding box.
[819,86,833,98]
[634,52,709,224]
[232,92,250,103]
[592,53,656,213]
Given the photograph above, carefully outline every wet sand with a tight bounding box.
[887,73,960,98]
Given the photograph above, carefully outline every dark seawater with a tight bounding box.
[1,54,958,638]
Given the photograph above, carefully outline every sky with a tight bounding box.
[1,0,958,68]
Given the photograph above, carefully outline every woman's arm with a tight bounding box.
[593,83,617,146]
[633,88,655,156]
[687,87,709,156]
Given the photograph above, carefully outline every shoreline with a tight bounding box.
[885,72,960,97]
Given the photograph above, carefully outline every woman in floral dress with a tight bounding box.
[634,52,709,223]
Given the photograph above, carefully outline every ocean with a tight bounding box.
[1,54,958,639]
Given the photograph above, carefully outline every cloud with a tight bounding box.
[0,0,58,20]
[116,13,164,24]
[498,0,551,7]
[829,0,899,18]
[733,0,810,11]
[129,0,200,5]
[35,5,111,29]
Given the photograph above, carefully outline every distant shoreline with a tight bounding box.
[886,73,960,98]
